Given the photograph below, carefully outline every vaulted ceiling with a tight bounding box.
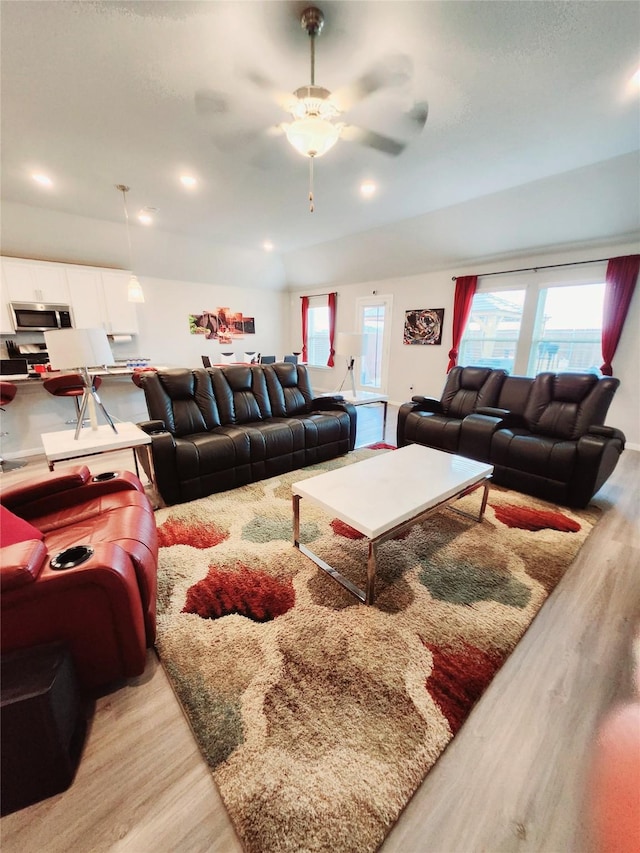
[1,0,639,287]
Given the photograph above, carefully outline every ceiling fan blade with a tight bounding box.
[244,69,293,111]
[406,100,429,132]
[194,89,230,117]
[341,125,406,156]
[331,54,413,113]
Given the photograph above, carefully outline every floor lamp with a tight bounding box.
[335,332,364,397]
[44,328,118,440]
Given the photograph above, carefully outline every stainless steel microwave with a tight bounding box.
[10,302,73,332]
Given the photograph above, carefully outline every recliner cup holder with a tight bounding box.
[50,545,94,571]
[150,430,167,436]
[92,471,118,482]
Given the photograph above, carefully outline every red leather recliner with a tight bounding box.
[0,465,158,691]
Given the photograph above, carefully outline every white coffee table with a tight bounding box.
[41,422,158,496]
[292,444,493,605]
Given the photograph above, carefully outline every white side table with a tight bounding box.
[40,422,160,504]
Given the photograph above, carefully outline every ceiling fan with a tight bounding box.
[279,5,428,165]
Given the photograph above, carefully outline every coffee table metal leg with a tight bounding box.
[293,494,301,546]
[293,493,369,603]
[366,541,377,604]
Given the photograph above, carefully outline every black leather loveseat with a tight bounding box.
[397,366,625,508]
[137,363,356,505]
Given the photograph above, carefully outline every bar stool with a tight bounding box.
[42,373,103,425]
[0,381,27,471]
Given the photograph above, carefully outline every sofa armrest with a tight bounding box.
[476,407,511,418]
[1,541,148,690]
[310,395,344,406]
[310,398,357,451]
[142,428,181,505]
[0,465,91,512]
[410,395,443,413]
[475,407,525,428]
[568,430,627,507]
[588,425,627,445]
[458,413,506,462]
[137,419,167,435]
[0,540,47,591]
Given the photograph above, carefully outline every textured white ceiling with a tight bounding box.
[1,0,639,284]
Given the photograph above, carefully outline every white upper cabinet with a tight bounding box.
[65,266,103,328]
[1,258,139,336]
[1,257,70,304]
[100,271,138,335]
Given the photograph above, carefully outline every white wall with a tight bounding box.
[290,239,640,449]
[131,275,289,369]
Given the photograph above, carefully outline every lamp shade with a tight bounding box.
[45,328,115,370]
[335,332,364,357]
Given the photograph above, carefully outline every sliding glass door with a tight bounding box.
[355,295,392,393]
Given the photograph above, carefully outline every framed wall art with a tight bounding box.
[189,307,256,341]
[403,308,444,345]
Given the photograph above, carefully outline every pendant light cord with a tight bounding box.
[116,184,135,271]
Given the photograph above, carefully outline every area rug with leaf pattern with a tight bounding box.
[154,446,600,853]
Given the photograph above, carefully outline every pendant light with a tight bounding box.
[116,184,145,303]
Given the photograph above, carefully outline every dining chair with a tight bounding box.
[260,355,276,364]
[201,355,212,368]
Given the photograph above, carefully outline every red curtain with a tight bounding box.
[601,255,640,376]
[301,296,309,363]
[327,292,337,367]
[447,275,478,372]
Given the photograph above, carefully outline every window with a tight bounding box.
[356,295,393,392]
[459,273,606,376]
[305,295,330,367]
[528,283,605,374]
[459,290,524,374]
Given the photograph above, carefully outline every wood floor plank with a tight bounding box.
[2,412,638,853]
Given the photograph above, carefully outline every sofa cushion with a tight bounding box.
[441,366,506,418]
[490,428,578,480]
[213,366,269,425]
[265,363,313,417]
[0,505,44,546]
[402,412,463,453]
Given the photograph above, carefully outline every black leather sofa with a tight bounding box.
[397,366,625,508]
[137,363,356,505]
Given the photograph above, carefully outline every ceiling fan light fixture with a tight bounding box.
[285,117,342,158]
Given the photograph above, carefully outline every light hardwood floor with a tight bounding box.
[1,408,639,853]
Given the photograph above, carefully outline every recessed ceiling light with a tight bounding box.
[32,173,53,187]
[360,181,377,198]
[180,175,197,188]
[137,210,154,225]
[262,240,274,252]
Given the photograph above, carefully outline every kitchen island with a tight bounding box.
[0,368,155,461]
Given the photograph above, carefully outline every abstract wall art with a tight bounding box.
[403,308,444,345]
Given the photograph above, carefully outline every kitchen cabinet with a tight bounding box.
[2,258,139,336]
[65,267,103,328]
[0,297,14,335]
[100,271,138,335]
[1,257,70,304]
